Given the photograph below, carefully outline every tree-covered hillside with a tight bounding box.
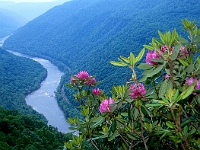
[0,107,70,150]
[0,48,47,121]
[3,0,200,117]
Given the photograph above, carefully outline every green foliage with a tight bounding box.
[65,19,200,150]
[0,107,70,150]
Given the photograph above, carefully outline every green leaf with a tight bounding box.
[185,64,194,73]
[178,36,188,44]
[127,134,137,140]
[171,29,178,43]
[172,89,179,102]
[175,81,196,102]
[160,131,170,140]
[152,99,168,105]
[189,127,196,136]
[108,130,119,141]
[183,125,188,137]
[166,121,175,129]
[179,58,189,66]
[153,37,163,46]
[137,63,153,70]
[143,44,155,50]
[120,55,130,63]
[64,142,72,149]
[158,30,165,44]
[170,44,182,60]
[143,64,164,77]
[165,31,171,46]
[110,61,128,66]
[91,117,105,128]
[146,103,164,107]
[121,112,128,117]
[67,118,74,124]
[159,80,168,98]
[111,119,117,132]
[181,118,192,127]
[136,48,145,62]
[91,116,104,123]
[139,75,148,82]
[129,52,136,66]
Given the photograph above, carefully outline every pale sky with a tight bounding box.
[0,0,57,2]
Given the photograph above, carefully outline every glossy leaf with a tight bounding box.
[129,52,136,66]
[108,130,119,141]
[110,61,128,66]
[137,63,153,70]
[120,55,129,63]
[136,48,145,62]
[166,121,175,129]
[170,44,182,60]
[143,44,155,50]
[143,64,164,77]
[178,36,188,44]
[179,58,189,66]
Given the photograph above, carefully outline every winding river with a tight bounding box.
[1,37,71,133]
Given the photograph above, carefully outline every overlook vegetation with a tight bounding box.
[2,0,200,117]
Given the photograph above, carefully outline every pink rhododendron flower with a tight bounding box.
[165,74,170,79]
[186,77,196,86]
[77,71,89,80]
[160,45,168,53]
[70,75,78,84]
[180,46,189,57]
[129,83,146,99]
[195,80,200,90]
[145,50,160,65]
[185,77,200,90]
[99,98,114,113]
[85,76,96,85]
[92,88,101,96]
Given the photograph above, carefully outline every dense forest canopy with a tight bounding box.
[0,107,70,150]
[0,48,47,121]
[2,0,200,117]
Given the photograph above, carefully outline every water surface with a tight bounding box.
[7,50,71,133]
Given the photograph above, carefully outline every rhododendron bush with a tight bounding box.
[64,20,200,150]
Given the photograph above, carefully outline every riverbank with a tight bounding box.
[8,51,71,133]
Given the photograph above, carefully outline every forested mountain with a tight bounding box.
[0,107,70,150]
[3,0,200,117]
[0,48,47,121]
[0,8,25,38]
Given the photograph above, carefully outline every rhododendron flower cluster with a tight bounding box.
[186,77,200,90]
[85,76,96,85]
[99,98,114,113]
[145,50,160,65]
[160,45,168,54]
[129,83,146,99]
[77,71,90,80]
[146,45,189,65]
[92,88,101,96]
[70,71,96,85]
